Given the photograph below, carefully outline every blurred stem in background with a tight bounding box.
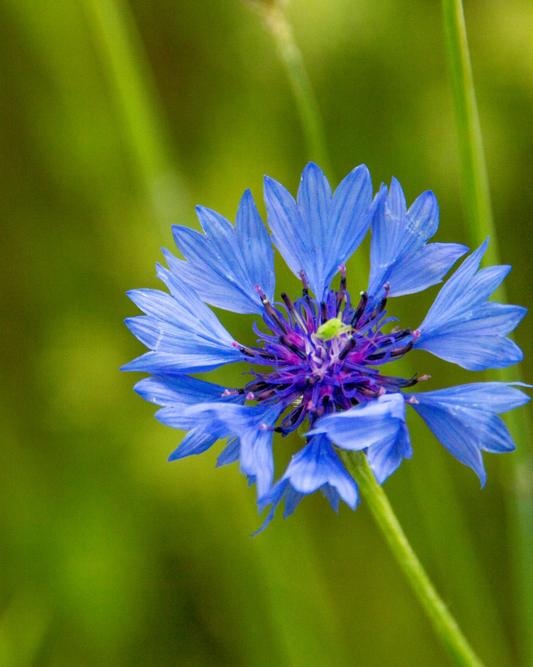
[250,1,513,664]
[441,2,533,665]
[247,0,333,181]
[0,592,49,667]
[80,0,188,231]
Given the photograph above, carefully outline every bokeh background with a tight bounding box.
[1,0,532,665]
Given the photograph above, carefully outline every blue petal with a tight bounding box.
[130,271,233,336]
[415,240,526,370]
[421,239,487,318]
[407,382,531,413]
[235,190,276,304]
[415,334,523,371]
[216,437,240,467]
[425,303,527,337]
[230,403,285,499]
[308,393,406,451]
[320,484,341,513]
[419,262,511,333]
[134,375,245,407]
[121,270,245,374]
[283,487,306,518]
[168,189,275,314]
[121,348,243,375]
[253,484,307,536]
[158,401,285,498]
[410,399,487,485]
[366,422,412,484]
[384,243,469,297]
[168,430,217,461]
[367,179,466,299]
[327,165,375,285]
[155,403,232,462]
[406,383,531,486]
[133,375,245,462]
[264,163,373,299]
[253,436,358,535]
[281,435,358,508]
[309,395,411,483]
[252,480,290,537]
[263,176,304,284]
[155,404,232,434]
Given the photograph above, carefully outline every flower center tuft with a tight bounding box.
[236,271,428,435]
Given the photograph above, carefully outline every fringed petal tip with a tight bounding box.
[167,192,275,315]
[416,240,525,371]
[406,382,531,486]
[367,178,465,301]
[251,435,359,535]
[265,162,373,300]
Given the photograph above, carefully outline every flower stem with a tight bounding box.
[340,450,485,667]
[251,1,333,179]
[441,3,533,664]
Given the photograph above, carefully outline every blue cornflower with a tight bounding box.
[123,163,529,532]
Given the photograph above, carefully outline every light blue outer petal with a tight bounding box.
[168,189,275,314]
[308,394,412,483]
[156,401,285,498]
[407,382,531,412]
[415,334,523,371]
[121,349,243,375]
[253,435,358,535]
[168,430,217,461]
[264,162,373,300]
[134,374,245,407]
[121,268,245,374]
[320,484,341,512]
[386,243,469,297]
[406,383,531,486]
[229,403,284,499]
[367,179,468,299]
[308,393,406,451]
[216,437,240,467]
[416,240,488,330]
[281,435,358,508]
[425,303,527,337]
[415,240,527,371]
[252,480,292,536]
[366,422,412,484]
[156,404,231,462]
[133,375,245,462]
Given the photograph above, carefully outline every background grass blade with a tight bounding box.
[442,2,533,664]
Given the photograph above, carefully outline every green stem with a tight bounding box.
[340,450,485,667]
[441,0,496,264]
[442,3,533,664]
[252,1,333,179]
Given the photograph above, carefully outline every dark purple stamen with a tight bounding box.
[351,291,369,327]
[279,335,307,360]
[255,285,287,333]
[378,282,390,314]
[336,265,347,313]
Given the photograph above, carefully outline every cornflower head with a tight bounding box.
[123,163,529,533]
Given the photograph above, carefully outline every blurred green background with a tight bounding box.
[1,0,532,665]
